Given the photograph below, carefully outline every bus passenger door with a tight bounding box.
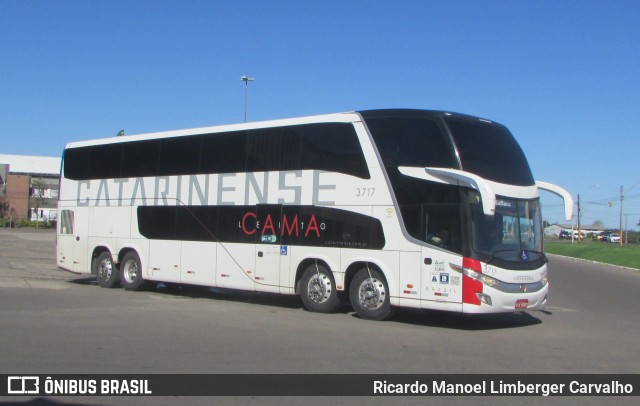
[422,248,463,306]
[253,205,281,293]
[420,202,463,309]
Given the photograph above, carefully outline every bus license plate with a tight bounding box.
[515,299,529,309]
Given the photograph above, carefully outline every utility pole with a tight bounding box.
[577,194,581,242]
[619,185,624,246]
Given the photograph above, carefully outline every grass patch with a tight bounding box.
[545,240,640,269]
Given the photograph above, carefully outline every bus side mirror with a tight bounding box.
[398,166,496,216]
[536,181,574,221]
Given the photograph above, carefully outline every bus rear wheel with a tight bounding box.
[120,251,146,291]
[300,263,341,313]
[94,251,119,288]
[349,267,392,321]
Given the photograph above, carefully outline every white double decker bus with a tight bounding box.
[57,109,572,320]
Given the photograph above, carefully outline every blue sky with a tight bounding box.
[1,0,639,229]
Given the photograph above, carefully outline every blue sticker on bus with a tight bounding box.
[280,246,288,256]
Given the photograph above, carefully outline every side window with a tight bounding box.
[88,144,123,179]
[122,140,160,178]
[201,131,248,174]
[59,210,74,235]
[65,143,123,180]
[423,202,462,253]
[63,148,90,180]
[159,136,202,176]
[64,122,370,180]
[245,127,301,172]
[300,123,370,179]
[366,117,456,169]
[391,172,462,254]
[199,123,369,178]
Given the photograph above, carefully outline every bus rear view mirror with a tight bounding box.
[398,166,496,216]
[536,181,574,221]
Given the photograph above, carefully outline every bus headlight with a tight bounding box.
[477,273,499,288]
[462,267,499,288]
[541,274,548,286]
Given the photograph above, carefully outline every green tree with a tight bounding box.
[0,198,9,219]
[31,179,47,228]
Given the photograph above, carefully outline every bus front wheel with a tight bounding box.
[349,267,392,321]
[120,251,146,291]
[300,263,341,313]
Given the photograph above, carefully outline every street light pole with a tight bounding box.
[240,75,254,122]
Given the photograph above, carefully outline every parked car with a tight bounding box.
[607,233,620,243]
[594,231,610,241]
[559,230,570,239]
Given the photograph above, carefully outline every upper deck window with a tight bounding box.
[364,116,457,169]
[444,117,535,186]
[63,122,370,180]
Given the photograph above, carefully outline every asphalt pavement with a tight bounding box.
[1,228,638,406]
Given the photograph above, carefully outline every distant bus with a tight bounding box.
[57,109,573,320]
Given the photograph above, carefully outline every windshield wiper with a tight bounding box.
[522,249,548,263]
[481,249,546,265]
[483,249,514,265]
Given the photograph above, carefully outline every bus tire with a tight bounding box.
[120,251,146,291]
[299,263,341,313]
[94,251,120,288]
[349,267,392,321]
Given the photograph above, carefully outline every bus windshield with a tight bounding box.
[468,192,544,268]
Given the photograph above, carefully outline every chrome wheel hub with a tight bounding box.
[97,259,112,280]
[123,259,138,284]
[307,273,332,304]
[358,278,386,310]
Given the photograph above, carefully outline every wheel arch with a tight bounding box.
[117,246,141,266]
[90,245,115,274]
